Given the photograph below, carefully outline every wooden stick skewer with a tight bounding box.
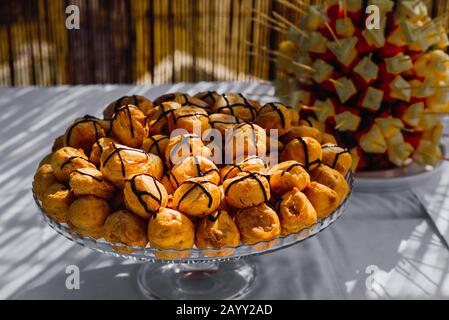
[275,0,305,15]
[252,9,289,30]
[272,11,309,38]
[335,120,347,130]
[245,41,316,72]
[251,18,287,34]
[325,22,342,48]
[329,78,344,87]
[300,105,320,111]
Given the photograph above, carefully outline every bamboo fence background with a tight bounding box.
[0,0,448,86]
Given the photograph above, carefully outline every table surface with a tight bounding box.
[1,82,449,300]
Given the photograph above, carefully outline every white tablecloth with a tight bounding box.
[1,82,449,300]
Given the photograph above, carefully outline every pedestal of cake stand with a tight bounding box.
[137,260,256,300]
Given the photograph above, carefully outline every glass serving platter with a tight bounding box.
[33,172,353,299]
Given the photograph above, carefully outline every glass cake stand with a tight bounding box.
[33,173,353,300]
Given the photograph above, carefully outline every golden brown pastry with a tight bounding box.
[41,183,73,222]
[161,172,176,194]
[172,180,221,217]
[63,115,107,154]
[208,113,242,135]
[154,92,211,112]
[195,210,240,256]
[235,203,281,244]
[281,125,322,144]
[220,156,267,183]
[110,105,147,148]
[194,91,222,108]
[278,188,317,235]
[303,182,340,219]
[52,135,64,152]
[170,156,220,188]
[224,123,267,161]
[280,137,322,170]
[69,167,116,200]
[165,134,212,167]
[100,143,163,188]
[268,160,310,194]
[288,106,300,126]
[321,133,337,145]
[103,210,148,252]
[38,153,53,167]
[321,144,353,176]
[124,174,168,219]
[256,102,292,136]
[142,134,169,159]
[67,196,111,238]
[103,95,154,119]
[148,207,195,259]
[265,134,284,163]
[146,101,181,135]
[33,164,58,201]
[310,164,350,201]
[89,137,116,165]
[214,93,259,121]
[168,106,211,135]
[222,172,271,209]
[51,147,97,182]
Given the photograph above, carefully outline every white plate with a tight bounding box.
[354,146,447,193]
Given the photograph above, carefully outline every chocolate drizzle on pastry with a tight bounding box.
[295,137,321,170]
[152,104,177,128]
[102,143,149,177]
[218,94,257,121]
[168,134,201,165]
[322,144,350,169]
[173,111,209,124]
[128,174,163,215]
[222,156,267,181]
[178,180,214,208]
[261,103,286,128]
[60,156,91,170]
[280,162,306,177]
[72,169,103,182]
[224,172,269,203]
[208,209,223,222]
[109,105,136,138]
[146,135,169,156]
[65,115,102,146]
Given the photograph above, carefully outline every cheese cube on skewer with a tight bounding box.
[301,32,328,54]
[389,76,412,102]
[395,0,428,22]
[312,59,334,83]
[327,37,358,68]
[413,140,442,166]
[385,54,413,74]
[313,98,335,122]
[300,5,327,31]
[362,28,385,48]
[403,102,424,127]
[361,87,384,111]
[359,125,388,154]
[336,19,355,37]
[375,117,404,138]
[354,56,379,84]
[423,122,444,146]
[335,111,361,132]
[335,77,357,103]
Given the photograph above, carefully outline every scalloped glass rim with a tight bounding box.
[33,172,353,263]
